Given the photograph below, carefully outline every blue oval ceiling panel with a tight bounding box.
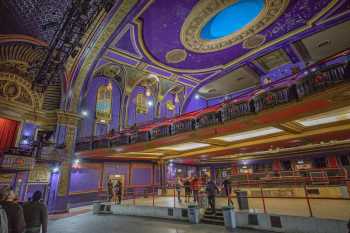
[201,0,265,40]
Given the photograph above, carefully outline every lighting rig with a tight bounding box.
[31,0,114,92]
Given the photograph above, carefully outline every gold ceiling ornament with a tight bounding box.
[0,72,42,110]
[180,0,289,53]
[242,34,266,49]
[165,49,188,64]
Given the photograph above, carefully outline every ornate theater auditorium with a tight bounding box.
[0,0,350,230]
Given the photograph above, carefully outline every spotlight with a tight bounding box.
[147,100,153,107]
[195,94,200,100]
[22,139,29,145]
[74,159,80,164]
[52,167,60,173]
[82,110,88,116]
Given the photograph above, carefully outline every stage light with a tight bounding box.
[74,159,80,164]
[81,110,88,116]
[147,100,153,106]
[195,94,200,100]
[22,139,29,145]
[100,119,106,123]
[52,167,60,173]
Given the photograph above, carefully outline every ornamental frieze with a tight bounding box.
[180,0,289,53]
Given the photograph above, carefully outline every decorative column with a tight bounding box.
[50,111,81,213]
[158,159,167,194]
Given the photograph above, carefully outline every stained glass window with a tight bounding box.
[96,84,112,121]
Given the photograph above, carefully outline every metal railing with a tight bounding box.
[105,179,350,221]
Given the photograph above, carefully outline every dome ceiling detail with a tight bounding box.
[136,0,335,71]
[200,0,265,40]
[182,0,286,53]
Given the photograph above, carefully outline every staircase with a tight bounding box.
[202,209,224,225]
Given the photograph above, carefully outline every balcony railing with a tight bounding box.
[0,143,65,170]
[76,50,350,152]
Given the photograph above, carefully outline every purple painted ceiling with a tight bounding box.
[138,0,333,71]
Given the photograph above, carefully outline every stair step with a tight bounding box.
[202,218,225,226]
[203,215,224,220]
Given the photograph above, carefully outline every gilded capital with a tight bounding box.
[56,111,82,127]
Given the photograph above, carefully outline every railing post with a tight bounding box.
[152,186,155,207]
[173,188,176,208]
[260,185,266,214]
[133,191,136,206]
[304,184,313,217]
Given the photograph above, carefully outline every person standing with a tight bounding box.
[175,177,183,203]
[23,191,48,233]
[107,179,113,202]
[191,176,200,203]
[183,178,191,203]
[206,179,219,214]
[114,181,122,204]
[223,178,233,206]
[0,186,25,233]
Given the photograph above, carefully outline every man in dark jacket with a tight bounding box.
[206,179,219,214]
[223,178,233,206]
[23,191,48,233]
[0,186,26,233]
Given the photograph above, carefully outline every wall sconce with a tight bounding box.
[107,81,113,91]
[145,87,151,97]
[174,93,179,103]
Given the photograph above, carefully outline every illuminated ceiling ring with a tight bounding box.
[180,0,289,53]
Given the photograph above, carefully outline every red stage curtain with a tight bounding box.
[0,118,19,152]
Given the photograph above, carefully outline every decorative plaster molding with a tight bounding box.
[180,0,289,53]
[69,0,139,113]
[165,49,188,64]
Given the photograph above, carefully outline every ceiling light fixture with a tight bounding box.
[213,127,283,142]
[158,142,210,151]
[295,107,350,127]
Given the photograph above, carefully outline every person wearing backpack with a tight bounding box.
[0,186,25,233]
[22,191,48,233]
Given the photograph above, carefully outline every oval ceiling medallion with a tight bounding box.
[243,34,266,49]
[165,49,188,64]
[201,0,264,40]
[180,0,289,53]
